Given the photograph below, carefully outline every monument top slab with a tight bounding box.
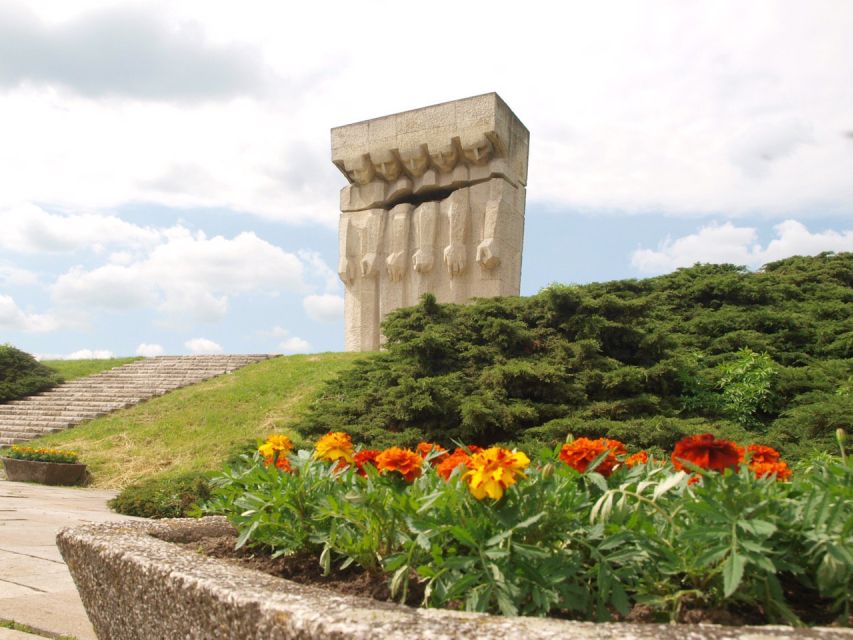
[331,92,529,188]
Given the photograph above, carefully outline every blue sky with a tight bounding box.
[1,1,851,358]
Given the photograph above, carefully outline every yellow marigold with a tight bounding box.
[258,434,294,459]
[314,431,354,463]
[463,447,530,500]
[375,447,423,482]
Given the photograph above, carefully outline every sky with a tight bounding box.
[0,0,851,359]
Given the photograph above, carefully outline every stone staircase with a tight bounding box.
[0,355,274,446]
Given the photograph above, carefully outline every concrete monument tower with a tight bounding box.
[331,93,530,351]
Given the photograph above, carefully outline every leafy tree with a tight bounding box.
[295,253,853,460]
[0,344,62,403]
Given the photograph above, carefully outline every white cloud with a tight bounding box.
[259,325,291,338]
[299,250,342,294]
[278,336,311,354]
[184,337,223,354]
[0,265,38,286]
[51,228,307,322]
[0,2,850,222]
[0,203,162,253]
[64,349,115,360]
[0,293,60,332]
[631,219,853,273]
[135,343,164,357]
[0,4,267,100]
[303,294,344,323]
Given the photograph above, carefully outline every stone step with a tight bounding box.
[0,355,276,445]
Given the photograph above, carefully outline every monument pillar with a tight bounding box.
[331,93,530,352]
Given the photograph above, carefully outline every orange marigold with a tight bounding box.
[353,449,381,476]
[416,442,448,463]
[559,438,627,476]
[375,447,423,482]
[436,449,473,480]
[750,460,792,481]
[314,432,354,463]
[742,444,782,465]
[672,434,740,473]
[264,455,292,472]
[625,451,650,466]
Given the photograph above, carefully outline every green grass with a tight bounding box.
[25,353,361,489]
[0,618,77,639]
[42,357,142,381]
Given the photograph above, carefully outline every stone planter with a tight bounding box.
[57,517,852,640]
[2,457,87,485]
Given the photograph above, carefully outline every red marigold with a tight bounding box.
[375,447,423,482]
[750,460,792,481]
[436,449,473,481]
[559,437,627,477]
[672,434,740,473]
[416,442,448,463]
[625,451,649,466]
[353,449,381,476]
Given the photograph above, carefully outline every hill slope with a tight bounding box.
[20,353,360,488]
[295,253,852,459]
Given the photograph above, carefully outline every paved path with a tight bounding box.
[0,481,140,639]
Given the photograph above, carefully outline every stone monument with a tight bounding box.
[331,93,530,351]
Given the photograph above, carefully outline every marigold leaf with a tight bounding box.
[723,551,746,597]
[653,472,684,500]
[449,526,477,547]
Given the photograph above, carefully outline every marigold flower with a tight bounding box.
[353,449,381,476]
[375,447,423,482]
[314,432,354,463]
[436,449,473,480]
[559,438,627,476]
[264,454,292,472]
[741,444,781,465]
[463,447,530,500]
[416,442,448,463]
[751,461,792,481]
[258,434,293,459]
[672,434,740,473]
[737,444,790,480]
[625,451,649,466]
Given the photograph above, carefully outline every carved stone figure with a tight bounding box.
[331,93,529,351]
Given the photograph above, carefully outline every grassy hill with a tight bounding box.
[42,357,141,381]
[295,253,852,460]
[23,353,361,488]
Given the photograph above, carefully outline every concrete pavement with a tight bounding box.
[0,480,140,639]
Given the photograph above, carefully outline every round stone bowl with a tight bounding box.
[2,457,87,485]
[56,516,853,640]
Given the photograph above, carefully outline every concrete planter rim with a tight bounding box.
[2,456,87,485]
[56,516,853,640]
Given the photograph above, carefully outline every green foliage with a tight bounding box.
[0,344,61,403]
[109,472,212,518]
[207,448,852,624]
[715,348,778,429]
[296,254,853,459]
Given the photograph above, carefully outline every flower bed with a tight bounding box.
[2,445,86,485]
[57,516,853,639]
[205,432,852,626]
